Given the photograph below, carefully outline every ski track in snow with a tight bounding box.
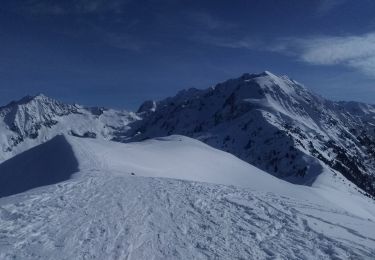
[0,172,374,260]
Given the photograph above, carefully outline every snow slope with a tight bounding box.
[0,94,138,162]
[70,135,291,191]
[0,135,374,259]
[128,71,375,197]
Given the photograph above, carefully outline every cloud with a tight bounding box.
[275,33,375,77]
[193,31,375,77]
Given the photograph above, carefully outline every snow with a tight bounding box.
[0,95,138,162]
[2,72,375,198]
[311,169,375,221]
[0,135,78,198]
[69,135,290,191]
[128,71,375,197]
[1,72,375,259]
[0,135,374,259]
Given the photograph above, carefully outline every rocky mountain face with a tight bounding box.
[1,72,374,197]
[0,94,78,144]
[0,94,138,162]
[127,72,375,197]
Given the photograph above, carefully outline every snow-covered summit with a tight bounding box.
[0,94,138,162]
[128,71,375,197]
[1,93,75,112]
[2,93,49,106]
[0,94,78,138]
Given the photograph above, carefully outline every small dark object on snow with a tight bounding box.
[130,172,135,176]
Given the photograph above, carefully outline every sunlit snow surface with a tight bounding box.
[0,135,374,259]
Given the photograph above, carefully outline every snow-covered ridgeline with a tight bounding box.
[0,94,139,162]
[129,71,375,196]
[1,71,375,196]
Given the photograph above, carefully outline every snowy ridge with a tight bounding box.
[0,135,374,259]
[1,72,375,197]
[0,82,375,258]
[128,71,375,196]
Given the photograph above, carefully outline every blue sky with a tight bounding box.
[1,0,375,109]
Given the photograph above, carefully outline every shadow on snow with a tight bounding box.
[0,135,79,198]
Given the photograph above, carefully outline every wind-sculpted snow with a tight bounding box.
[0,135,78,198]
[69,135,290,190]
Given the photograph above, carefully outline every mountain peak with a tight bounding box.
[31,93,48,100]
[1,93,59,110]
[239,71,275,81]
[260,70,277,77]
[0,93,79,139]
[20,93,56,104]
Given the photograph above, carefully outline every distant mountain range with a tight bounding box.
[1,71,374,197]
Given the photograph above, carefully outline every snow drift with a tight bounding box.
[69,134,290,191]
[0,135,78,198]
